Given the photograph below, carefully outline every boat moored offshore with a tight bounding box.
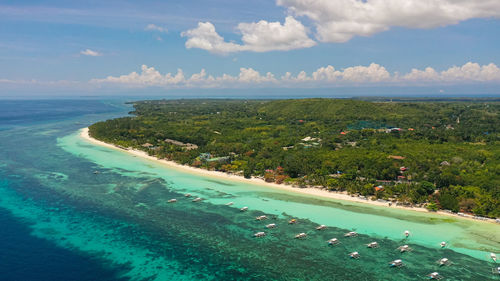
[344,231,358,237]
[295,233,307,239]
[266,223,276,229]
[316,224,327,230]
[348,251,360,259]
[240,206,248,212]
[436,258,452,266]
[225,202,234,206]
[167,199,177,203]
[426,272,443,280]
[367,242,379,248]
[389,259,404,267]
[254,232,266,238]
[397,245,413,253]
[440,241,447,248]
[256,215,268,221]
[327,238,340,245]
[192,197,202,202]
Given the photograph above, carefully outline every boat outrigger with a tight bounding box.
[266,223,276,229]
[436,258,452,266]
[225,202,234,206]
[426,272,443,280]
[316,225,327,230]
[240,206,248,212]
[367,242,379,248]
[295,233,307,239]
[167,199,177,203]
[254,232,266,238]
[397,245,413,253]
[344,231,358,237]
[256,215,268,221]
[289,219,297,224]
[440,241,447,248]
[192,197,202,202]
[389,259,404,267]
[348,252,360,259]
[327,238,340,245]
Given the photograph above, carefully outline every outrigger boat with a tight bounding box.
[316,225,327,230]
[491,253,497,262]
[225,202,234,206]
[294,233,307,239]
[192,197,202,202]
[266,223,276,229]
[436,258,452,266]
[404,230,410,238]
[397,245,413,253]
[389,259,404,267]
[348,251,360,259]
[426,272,443,280]
[289,219,297,224]
[367,242,379,248]
[344,231,358,237]
[440,241,447,248]
[184,193,192,197]
[327,238,340,245]
[256,215,268,221]
[254,232,266,238]
[167,199,177,203]
[492,267,500,275]
[240,206,248,212]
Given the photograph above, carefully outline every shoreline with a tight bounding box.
[80,127,499,225]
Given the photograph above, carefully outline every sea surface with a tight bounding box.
[0,99,498,281]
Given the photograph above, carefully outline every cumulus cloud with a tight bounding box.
[277,0,500,42]
[80,49,101,56]
[181,16,315,54]
[89,62,500,89]
[145,24,168,33]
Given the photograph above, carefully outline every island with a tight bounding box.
[88,98,500,218]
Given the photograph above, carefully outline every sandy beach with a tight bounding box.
[80,127,498,224]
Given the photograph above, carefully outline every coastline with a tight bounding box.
[80,127,498,225]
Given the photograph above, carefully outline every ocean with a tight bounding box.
[0,99,498,281]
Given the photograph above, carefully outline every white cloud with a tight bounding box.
[277,0,500,42]
[89,62,500,89]
[145,24,168,33]
[80,49,101,56]
[181,16,315,54]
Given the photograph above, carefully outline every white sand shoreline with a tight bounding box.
[80,127,499,225]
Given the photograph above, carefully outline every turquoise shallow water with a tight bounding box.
[0,100,498,280]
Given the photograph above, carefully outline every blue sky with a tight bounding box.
[1,0,500,97]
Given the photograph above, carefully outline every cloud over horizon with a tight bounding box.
[90,62,500,89]
[80,49,102,56]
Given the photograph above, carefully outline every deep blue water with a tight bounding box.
[0,100,129,281]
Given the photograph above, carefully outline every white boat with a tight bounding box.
[295,233,307,239]
[327,238,340,245]
[254,232,266,237]
[492,267,500,275]
[367,242,379,248]
[192,197,202,202]
[436,258,452,266]
[349,251,360,259]
[389,259,403,267]
[225,202,234,206]
[397,245,413,253]
[266,223,276,229]
[184,193,192,197]
[491,253,497,262]
[440,241,447,248]
[427,272,443,280]
[240,206,248,212]
[167,199,177,203]
[344,231,358,237]
[404,230,410,237]
[93,171,100,174]
[256,215,268,221]
[316,224,327,230]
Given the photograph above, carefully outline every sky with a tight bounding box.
[1,0,500,97]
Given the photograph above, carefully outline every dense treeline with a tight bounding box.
[89,99,500,217]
